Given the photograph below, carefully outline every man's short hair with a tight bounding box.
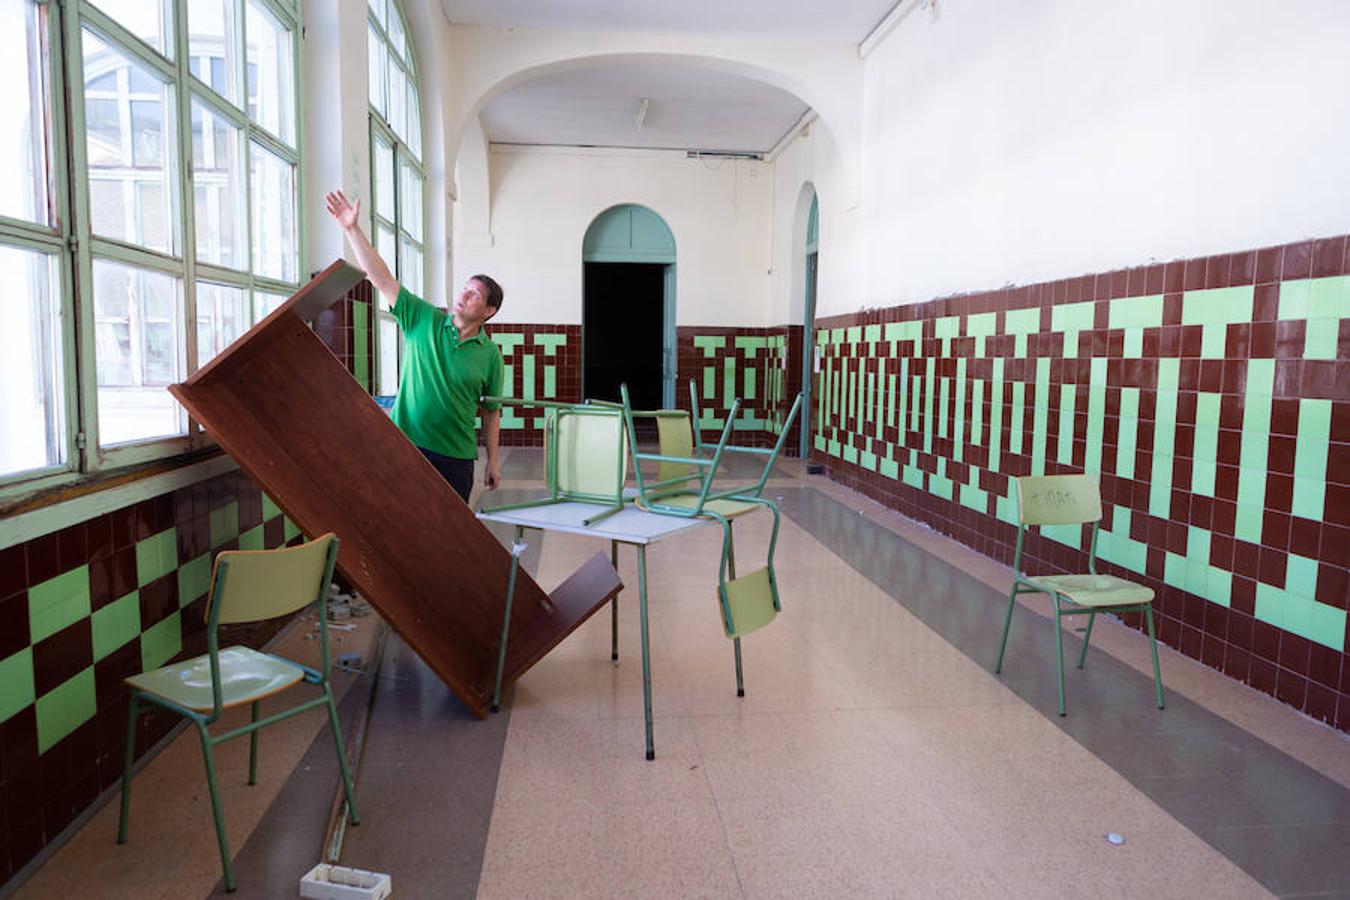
[471,274,503,311]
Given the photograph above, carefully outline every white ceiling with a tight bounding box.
[479,64,810,156]
[441,0,898,154]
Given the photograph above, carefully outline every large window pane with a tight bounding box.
[192,97,244,268]
[374,221,394,282]
[399,158,422,241]
[0,245,65,476]
[373,134,394,221]
[399,235,422,296]
[195,281,246,366]
[93,258,184,445]
[187,0,238,104]
[406,84,421,162]
[377,314,398,394]
[387,58,405,142]
[386,3,406,64]
[0,2,52,225]
[366,22,385,116]
[245,0,294,145]
[90,0,173,59]
[83,29,176,254]
[249,141,296,282]
[253,289,286,321]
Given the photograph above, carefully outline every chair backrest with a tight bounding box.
[552,407,628,500]
[654,411,697,483]
[1014,474,1102,526]
[209,533,338,625]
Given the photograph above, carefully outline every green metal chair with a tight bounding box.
[994,474,1165,716]
[480,397,629,526]
[118,533,360,893]
[620,381,803,695]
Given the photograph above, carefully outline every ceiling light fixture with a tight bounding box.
[635,98,650,132]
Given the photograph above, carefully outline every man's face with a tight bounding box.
[454,278,493,324]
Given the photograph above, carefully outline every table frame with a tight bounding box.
[478,501,710,760]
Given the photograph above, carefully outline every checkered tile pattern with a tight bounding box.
[0,473,304,882]
[810,235,1350,732]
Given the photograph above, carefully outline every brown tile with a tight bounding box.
[1281,240,1314,280]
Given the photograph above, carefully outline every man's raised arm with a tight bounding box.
[325,190,400,307]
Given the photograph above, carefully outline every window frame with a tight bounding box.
[367,0,426,396]
[0,0,304,499]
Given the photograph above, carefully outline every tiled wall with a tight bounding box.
[0,475,305,884]
[488,325,583,446]
[481,324,805,450]
[0,284,367,885]
[809,235,1350,732]
[676,326,803,451]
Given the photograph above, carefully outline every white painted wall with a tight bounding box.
[455,147,774,325]
[773,0,1350,318]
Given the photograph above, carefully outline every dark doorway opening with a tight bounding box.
[583,263,665,421]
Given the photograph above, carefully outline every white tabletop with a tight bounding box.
[477,500,708,545]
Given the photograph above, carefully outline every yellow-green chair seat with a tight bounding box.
[126,646,306,713]
[638,492,762,518]
[1024,574,1154,607]
[722,567,777,638]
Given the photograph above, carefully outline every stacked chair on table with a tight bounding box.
[619,380,803,696]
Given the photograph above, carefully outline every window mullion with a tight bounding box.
[65,0,102,464]
[173,0,198,375]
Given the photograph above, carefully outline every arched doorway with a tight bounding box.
[582,205,676,411]
[800,191,819,459]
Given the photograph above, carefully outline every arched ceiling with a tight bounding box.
[479,63,810,156]
[440,0,895,155]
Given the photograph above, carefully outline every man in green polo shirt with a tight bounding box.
[326,189,504,502]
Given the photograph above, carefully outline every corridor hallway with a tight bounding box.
[10,450,1350,899]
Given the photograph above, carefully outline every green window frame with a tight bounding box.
[367,0,425,396]
[1,0,304,496]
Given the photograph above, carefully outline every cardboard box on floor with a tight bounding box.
[170,260,621,718]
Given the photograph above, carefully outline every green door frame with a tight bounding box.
[582,204,677,407]
[799,193,819,459]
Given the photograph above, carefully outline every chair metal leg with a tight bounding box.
[1146,606,1165,709]
[117,693,140,844]
[247,701,260,785]
[1053,599,1067,717]
[637,545,655,761]
[1077,612,1096,669]
[610,540,619,662]
[727,524,744,697]
[324,684,361,825]
[994,586,1018,674]
[196,723,235,892]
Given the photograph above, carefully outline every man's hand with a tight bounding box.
[485,462,502,491]
[325,190,360,231]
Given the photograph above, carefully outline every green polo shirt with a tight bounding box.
[389,286,504,460]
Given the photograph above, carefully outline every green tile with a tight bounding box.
[239,524,265,551]
[91,591,141,663]
[1308,276,1347,320]
[140,612,182,673]
[1304,318,1339,359]
[29,567,91,644]
[284,517,300,541]
[1109,295,1164,330]
[261,493,282,521]
[210,501,239,548]
[1277,279,1311,321]
[1056,383,1075,466]
[1307,600,1346,652]
[36,668,95,754]
[1285,554,1319,600]
[1291,478,1324,521]
[136,527,178,587]
[176,550,213,604]
[0,648,35,724]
